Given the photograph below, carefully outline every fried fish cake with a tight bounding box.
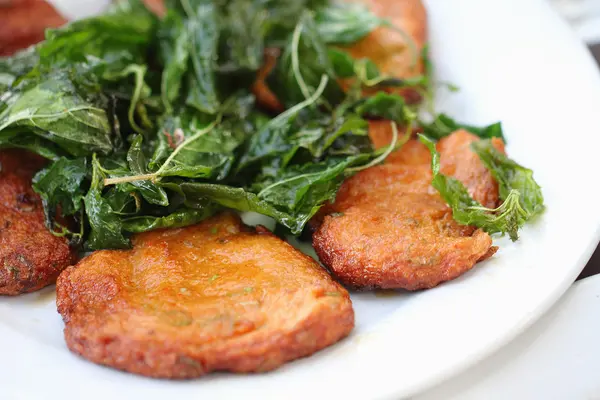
[313,130,502,290]
[0,0,66,56]
[0,150,76,295]
[56,213,354,379]
[253,0,428,111]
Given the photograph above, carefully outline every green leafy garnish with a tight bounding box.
[315,3,383,45]
[355,92,415,124]
[471,140,545,218]
[0,0,542,250]
[422,113,506,142]
[419,134,543,241]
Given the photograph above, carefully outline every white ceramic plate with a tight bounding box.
[2,0,600,399]
[417,274,600,399]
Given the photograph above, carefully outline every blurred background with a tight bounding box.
[550,0,600,44]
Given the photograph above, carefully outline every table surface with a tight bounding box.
[577,43,600,280]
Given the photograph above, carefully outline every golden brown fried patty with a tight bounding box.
[56,213,354,379]
[253,0,428,111]
[313,129,502,290]
[0,150,76,295]
[0,0,66,56]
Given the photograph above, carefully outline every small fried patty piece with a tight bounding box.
[56,213,354,379]
[313,130,502,290]
[0,150,76,295]
[0,0,66,56]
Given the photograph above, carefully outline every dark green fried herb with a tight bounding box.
[182,1,221,114]
[422,113,506,142]
[84,155,130,250]
[268,13,344,108]
[315,3,383,45]
[471,140,544,218]
[356,92,414,124]
[0,75,114,157]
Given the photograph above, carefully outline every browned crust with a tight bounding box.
[313,200,495,291]
[0,150,76,295]
[56,213,354,378]
[0,0,66,56]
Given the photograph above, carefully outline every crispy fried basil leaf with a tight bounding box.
[0,48,39,91]
[327,48,356,79]
[39,0,157,69]
[315,3,382,45]
[260,0,328,46]
[123,135,170,205]
[355,92,410,123]
[184,154,368,234]
[419,134,539,241]
[181,183,294,226]
[253,155,368,212]
[422,113,506,142]
[279,113,370,163]
[471,139,544,218]
[218,0,267,73]
[122,207,218,232]
[158,7,191,111]
[0,74,113,157]
[268,13,344,108]
[84,156,130,250]
[0,133,67,160]
[184,1,221,114]
[33,157,88,217]
[32,157,89,243]
[149,108,249,180]
[236,102,370,174]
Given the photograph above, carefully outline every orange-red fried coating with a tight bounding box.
[253,0,428,111]
[0,150,76,295]
[313,129,503,290]
[0,0,66,56]
[56,213,354,379]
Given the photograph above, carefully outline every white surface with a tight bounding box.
[50,0,111,19]
[3,0,600,399]
[549,0,600,44]
[417,274,600,400]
